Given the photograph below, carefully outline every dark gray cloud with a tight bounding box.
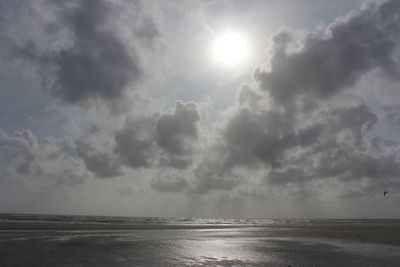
[3,0,164,107]
[254,95,399,189]
[81,152,122,178]
[114,101,200,170]
[114,115,157,168]
[76,127,122,178]
[222,106,296,168]
[156,101,200,168]
[254,0,400,107]
[49,0,141,105]
[156,101,200,155]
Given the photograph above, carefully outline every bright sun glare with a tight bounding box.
[213,31,248,66]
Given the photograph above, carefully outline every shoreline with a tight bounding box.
[0,221,253,231]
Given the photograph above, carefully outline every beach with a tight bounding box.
[1,216,400,266]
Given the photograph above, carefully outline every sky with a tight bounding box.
[0,0,400,218]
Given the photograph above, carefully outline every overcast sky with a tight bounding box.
[1,0,400,218]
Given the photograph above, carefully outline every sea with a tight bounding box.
[1,214,400,267]
[2,213,400,225]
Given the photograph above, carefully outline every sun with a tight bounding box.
[212,31,248,66]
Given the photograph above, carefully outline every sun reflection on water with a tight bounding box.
[171,228,277,266]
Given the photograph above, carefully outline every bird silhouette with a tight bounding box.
[384,191,388,196]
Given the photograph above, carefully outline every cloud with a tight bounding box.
[0,129,87,187]
[76,126,122,178]
[131,0,400,196]
[3,0,163,108]
[191,171,240,195]
[190,153,241,194]
[0,129,38,176]
[254,0,400,106]
[156,101,200,168]
[80,152,122,178]
[134,17,162,47]
[49,0,141,105]
[214,0,400,192]
[114,115,157,168]
[151,170,189,193]
[114,101,200,169]
[1,0,400,208]
[221,106,297,168]
[382,104,400,123]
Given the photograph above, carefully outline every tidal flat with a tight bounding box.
[1,218,400,266]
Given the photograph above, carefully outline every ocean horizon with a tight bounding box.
[1,213,400,226]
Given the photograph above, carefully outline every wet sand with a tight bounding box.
[2,222,400,245]
[1,222,400,266]
[277,223,400,246]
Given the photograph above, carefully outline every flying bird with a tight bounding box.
[384,191,388,196]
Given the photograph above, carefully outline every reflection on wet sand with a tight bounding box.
[1,225,400,266]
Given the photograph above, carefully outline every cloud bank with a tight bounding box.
[1,0,400,216]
